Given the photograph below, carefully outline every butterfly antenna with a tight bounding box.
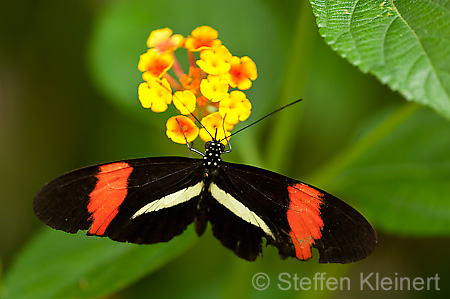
[226,99,303,138]
[175,118,205,157]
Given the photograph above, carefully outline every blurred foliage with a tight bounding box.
[2,228,196,299]
[1,0,449,298]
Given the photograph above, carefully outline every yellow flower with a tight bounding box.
[185,26,219,52]
[173,90,197,115]
[200,75,229,102]
[199,112,233,144]
[166,115,199,144]
[219,90,251,125]
[137,26,257,144]
[228,56,257,90]
[196,43,232,75]
[147,28,184,53]
[138,78,172,112]
[138,49,174,79]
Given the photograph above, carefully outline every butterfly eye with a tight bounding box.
[205,141,212,149]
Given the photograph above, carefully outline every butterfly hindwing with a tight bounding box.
[207,195,266,261]
[213,161,377,263]
[207,164,292,261]
[34,157,204,244]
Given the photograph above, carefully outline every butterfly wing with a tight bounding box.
[210,161,376,263]
[34,157,205,244]
[34,155,376,263]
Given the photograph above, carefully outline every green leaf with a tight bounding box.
[1,228,195,299]
[319,104,450,235]
[309,0,450,119]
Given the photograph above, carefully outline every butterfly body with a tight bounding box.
[34,140,376,264]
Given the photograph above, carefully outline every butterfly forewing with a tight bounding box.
[34,157,204,244]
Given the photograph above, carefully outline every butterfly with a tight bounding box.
[33,101,376,264]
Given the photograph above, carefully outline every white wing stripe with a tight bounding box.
[209,183,274,238]
[131,182,203,218]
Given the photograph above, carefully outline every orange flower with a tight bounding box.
[166,115,199,144]
[185,26,219,52]
[196,96,209,107]
[147,28,184,53]
[228,56,257,90]
[179,67,203,94]
[138,78,172,112]
[138,49,174,79]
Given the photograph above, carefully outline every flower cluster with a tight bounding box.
[137,26,257,144]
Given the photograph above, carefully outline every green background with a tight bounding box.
[1,0,449,298]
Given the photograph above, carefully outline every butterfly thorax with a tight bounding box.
[202,141,225,175]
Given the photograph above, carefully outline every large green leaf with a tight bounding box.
[1,228,195,299]
[309,0,450,119]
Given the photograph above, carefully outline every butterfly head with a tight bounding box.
[203,140,225,170]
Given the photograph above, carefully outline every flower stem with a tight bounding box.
[164,73,183,91]
[188,51,196,68]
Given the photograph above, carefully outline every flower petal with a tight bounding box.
[138,78,172,112]
[185,26,219,52]
[228,56,257,90]
[173,90,197,115]
[196,44,231,75]
[199,112,233,143]
[219,90,251,125]
[166,115,199,144]
[200,75,229,102]
[147,28,184,53]
[138,49,174,79]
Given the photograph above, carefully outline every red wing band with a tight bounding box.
[88,162,133,235]
[131,181,204,219]
[209,183,274,239]
[287,183,324,260]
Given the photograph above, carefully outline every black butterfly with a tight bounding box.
[34,101,376,263]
